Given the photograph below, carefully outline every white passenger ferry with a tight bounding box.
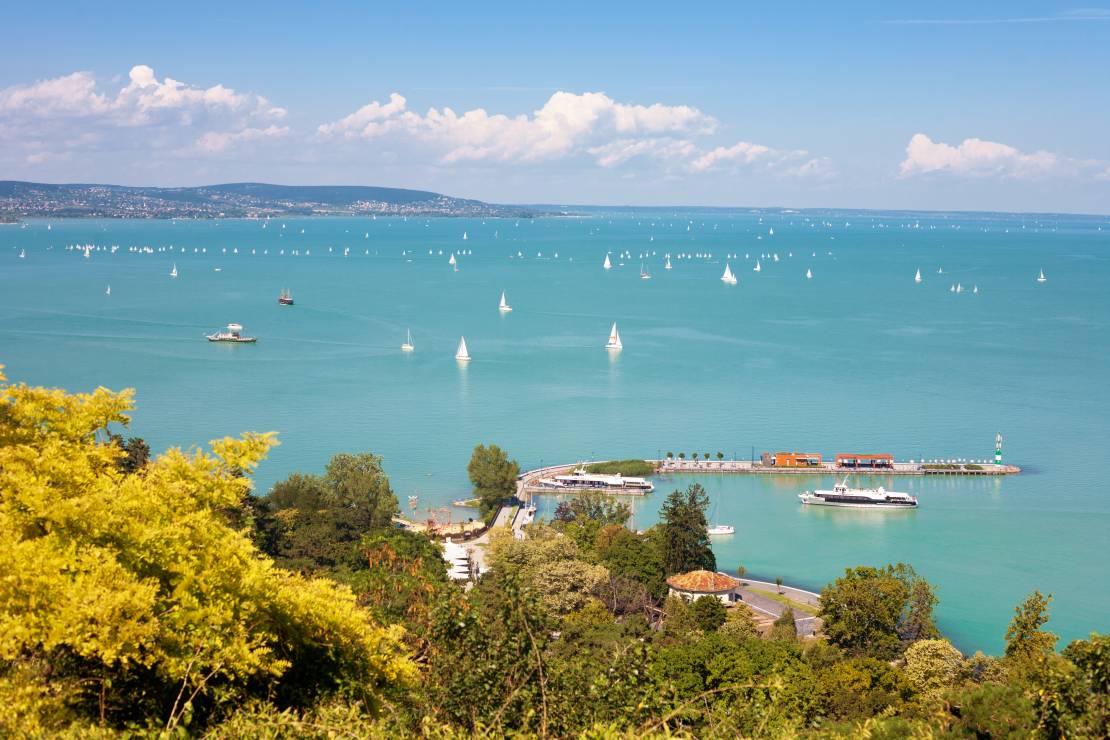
[799,478,917,509]
[534,468,654,495]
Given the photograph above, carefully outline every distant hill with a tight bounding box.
[0,181,541,219]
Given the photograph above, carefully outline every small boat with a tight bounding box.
[640,262,651,280]
[955,282,963,293]
[455,336,471,362]
[1037,269,1047,283]
[664,256,672,270]
[401,328,415,352]
[753,259,761,273]
[707,524,736,536]
[105,285,111,296]
[499,291,512,312]
[603,254,612,270]
[462,231,468,241]
[973,285,979,294]
[448,253,457,266]
[914,268,922,284]
[721,262,737,284]
[170,263,178,278]
[278,289,294,305]
[605,322,623,351]
[937,267,944,274]
[206,323,257,343]
[19,248,26,259]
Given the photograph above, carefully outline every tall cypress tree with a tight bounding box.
[659,483,716,575]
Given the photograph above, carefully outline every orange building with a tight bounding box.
[772,452,823,468]
[835,453,894,469]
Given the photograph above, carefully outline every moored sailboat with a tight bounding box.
[401,328,415,352]
[499,291,512,312]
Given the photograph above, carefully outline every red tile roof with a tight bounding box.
[666,570,738,594]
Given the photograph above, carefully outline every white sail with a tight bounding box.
[664,256,672,270]
[1037,269,1047,283]
[401,328,414,352]
[915,268,922,283]
[973,285,979,294]
[603,254,612,270]
[462,231,468,241]
[606,322,623,351]
[170,263,178,278]
[106,285,111,295]
[455,336,471,361]
[753,260,761,272]
[499,291,512,312]
[721,262,737,284]
[19,248,25,259]
[640,262,651,280]
[448,253,457,266]
[806,268,812,280]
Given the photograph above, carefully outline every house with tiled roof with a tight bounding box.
[666,570,739,604]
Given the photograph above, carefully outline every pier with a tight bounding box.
[655,458,1020,476]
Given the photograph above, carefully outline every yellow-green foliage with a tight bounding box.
[0,368,415,733]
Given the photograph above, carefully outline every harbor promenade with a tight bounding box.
[656,458,1019,476]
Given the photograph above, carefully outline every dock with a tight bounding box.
[655,458,1020,476]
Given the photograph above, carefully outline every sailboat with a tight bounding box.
[499,291,512,312]
[455,336,471,361]
[753,259,762,272]
[664,255,672,270]
[19,248,26,259]
[806,268,813,280]
[640,262,651,280]
[1037,269,1047,283]
[401,328,415,352]
[278,288,294,305]
[105,285,111,296]
[955,282,964,293]
[914,268,922,284]
[448,253,457,267]
[462,231,468,241]
[170,263,178,278]
[603,254,612,270]
[973,285,979,294]
[721,262,737,284]
[605,323,623,351]
[707,488,735,535]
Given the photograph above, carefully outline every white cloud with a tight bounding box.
[690,141,833,179]
[0,65,288,165]
[899,133,1061,178]
[317,90,716,166]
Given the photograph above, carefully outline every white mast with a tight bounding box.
[499,291,512,312]
[401,328,414,352]
[170,263,178,278]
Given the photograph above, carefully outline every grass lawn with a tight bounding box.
[743,585,819,616]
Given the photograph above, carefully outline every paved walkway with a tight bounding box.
[731,578,823,637]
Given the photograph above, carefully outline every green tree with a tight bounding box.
[467,443,520,518]
[716,451,724,461]
[678,452,686,460]
[719,604,759,641]
[0,369,413,734]
[818,563,935,659]
[775,576,784,593]
[666,451,674,460]
[1005,590,1058,669]
[692,596,727,632]
[902,577,940,642]
[108,432,151,473]
[736,564,747,583]
[814,657,913,722]
[595,526,667,599]
[658,483,716,575]
[568,490,631,526]
[1062,633,1110,737]
[263,453,399,573]
[903,639,965,694]
[770,608,797,641]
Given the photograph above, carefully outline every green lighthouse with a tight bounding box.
[995,432,1003,465]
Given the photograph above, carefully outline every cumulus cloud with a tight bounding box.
[899,133,1066,178]
[317,90,716,166]
[0,65,287,164]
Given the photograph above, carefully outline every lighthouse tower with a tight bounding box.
[994,433,1003,465]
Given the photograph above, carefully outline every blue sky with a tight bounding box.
[2,1,1109,212]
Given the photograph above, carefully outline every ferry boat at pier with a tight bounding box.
[799,478,917,509]
[206,323,257,343]
[534,469,654,495]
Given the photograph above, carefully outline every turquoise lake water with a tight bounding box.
[2,211,1108,653]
